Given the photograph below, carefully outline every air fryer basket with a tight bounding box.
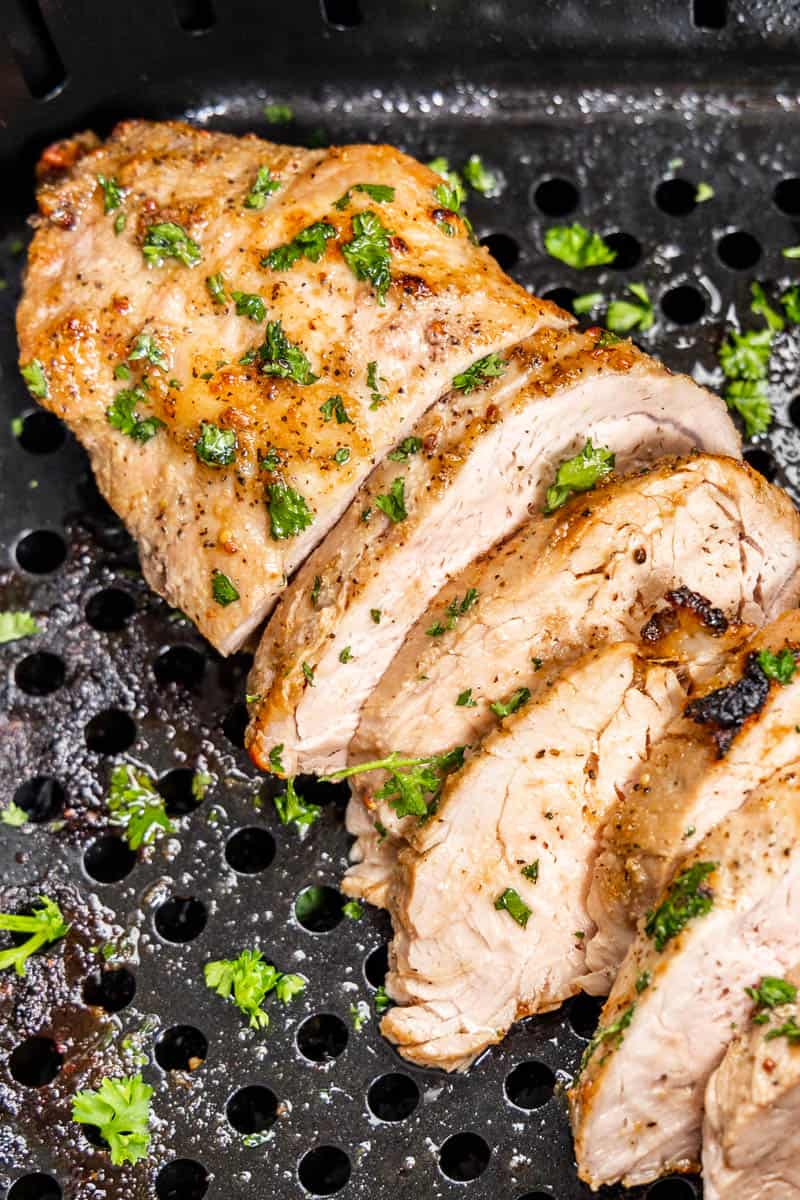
[2,3,800,1198]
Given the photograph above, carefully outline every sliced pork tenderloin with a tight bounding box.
[703,965,800,1200]
[19,119,555,653]
[584,610,800,995]
[570,766,800,1190]
[246,337,740,776]
[343,455,800,906]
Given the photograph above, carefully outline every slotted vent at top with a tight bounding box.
[3,0,65,99]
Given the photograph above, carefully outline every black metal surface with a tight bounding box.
[2,3,800,1199]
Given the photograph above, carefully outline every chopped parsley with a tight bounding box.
[462,155,496,195]
[0,610,40,644]
[106,386,165,442]
[747,975,797,1023]
[263,103,293,123]
[332,446,349,464]
[644,861,717,951]
[1,801,28,827]
[521,861,539,883]
[606,283,654,334]
[260,446,282,471]
[128,332,166,367]
[311,575,322,607]
[263,220,336,270]
[108,763,175,850]
[374,477,407,523]
[719,328,773,381]
[695,182,714,202]
[334,183,395,211]
[756,647,797,684]
[544,223,616,269]
[367,360,389,408]
[274,777,321,831]
[635,970,651,994]
[388,436,422,462]
[544,439,615,513]
[725,379,772,439]
[72,1074,152,1166]
[783,245,800,259]
[579,1004,635,1074]
[573,291,604,315]
[351,1000,371,1031]
[426,587,479,637]
[326,746,466,821]
[254,320,318,385]
[204,948,305,1029]
[195,421,237,466]
[212,570,240,606]
[343,900,364,920]
[244,166,281,209]
[750,282,785,332]
[494,888,532,928]
[490,687,531,720]
[341,209,393,304]
[231,290,267,321]
[782,286,800,324]
[370,608,382,624]
[302,661,315,685]
[96,174,124,213]
[267,482,314,539]
[206,272,226,304]
[320,394,352,424]
[0,895,69,976]
[766,1017,800,1043]
[456,688,477,707]
[452,352,506,394]
[114,212,126,235]
[21,359,48,399]
[374,984,391,1014]
[142,221,201,268]
[191,771,213,802]
[339,646,353,663]
[268,744,285,774]
[595,329,622,348]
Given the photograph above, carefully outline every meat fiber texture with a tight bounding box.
[17,119,555,652]
[247,333,740,776]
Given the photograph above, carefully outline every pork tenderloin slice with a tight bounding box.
[703,965,800,1200]
[246,336,740,776]
[570,766,800,1190]
[18,119,555,654]
[344,454,794,907]
[584,610,800,995]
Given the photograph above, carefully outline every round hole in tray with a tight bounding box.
[533,177,579,216]
[15,652,65,696]
[567,991,606,1038]
[295,885,344,932]
[155,1024,208,1071]
[158,767,202,816]
[218,650,254,692]
[654,177,697,216]
[9,1037,63,1087]
[367,1072,419,1122]
[84,708,136,754]
[154,896,207,943]
[774,176,800,215]
[790,394,800,429]
[82,967,136,1013]
[646,1177,698,1200]
[155,1159,209,1200]
[226,1084,279,1133]
[542,286,577,312]
[480,231,520,270]
[364,943,389,988]
[15,530,66,574]
[154,644,206,690]
[15,411,66,454]
[438,1131,492,1182]
[225,826,276,874]
[83,836,136,884]
[660,283,706,324]
[297,1013,348,1062]
[222,701,249,748]
[603,231,641,269]
[505,1060,556,1109]
[13,775,65,822]
[85,587,136,632]
[8,1175,62,1200]
[744,447,777,480]
[717,229,762,270]
[298,1145,351,1196]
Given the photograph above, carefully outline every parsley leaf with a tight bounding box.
[263,221,336,270]
[343,900,363,919]
[573,291,604,315]
[274,776,321,831]
[206,273,226,304]
[544,439,615,513]
[367,360,388,408]
[0,895,69,976]
[1,801,28,827]
[106,386,165,443]
[425,587,479,637]
[269,745,285,773]
[96,174,124,213]
[766,1017,800,1042]
[351,999,371,1031]
[320,394,352,424]
[326,747,466,821]
[21,359,48,399]
[339,646,353,663]
[302,661,315,685]
[725,379,772,438]
[783,245,800,259]
[370,608,382,624]
[212,570,240,606]
[374,984,391,1014]
[645,861,717,951]
[456,688,477,707]
[231,290,267,321]
[695,182,714,202]
[311,575,322,607]
[334,183,396,211]
[544,223,616,269]
[452,352,506,394]
[579,1005,636,1074]
[191,771,213,802]
[606,283,654,334]
[490,687,531,719]
[108,763,175,850]
[195,421,237,466]
[757,647,797,684]
[718,328,773,381]
[341,210,393,304]
[521,860,539,883]
[142,222,201,268]
[0,610,40,644]
[462,155,497,196]
[244,166,281,210]
[388,436,422,462]
[255,320,318,385]
[782,286,800,324]
[260,446,282,471]
[204,948,305,1029]
[128,332,166,367]
[494,888,531,928]
[72,1074,152,1166]
[267,481,314,540]
[375,476,407,523]
[263,103,293,123]
[746,975,798,1020]
[751,281,785,332]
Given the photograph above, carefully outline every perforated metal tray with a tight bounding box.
[3,4,800,1200]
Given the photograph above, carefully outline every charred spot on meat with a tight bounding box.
[641,586,729,645]
[684,652,771,756]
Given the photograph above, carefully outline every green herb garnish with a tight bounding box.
[212,570,240,607]
[263,221,336,270]
[456,688,477,707]
[452,352,505,394]
[1,801,28,827]
[142,222,201,268]
[320,394,352,424]
[606,283,653,334]
[725,379,772,438]
[96,174,124,213]
[255,320,318,385]
[267,482,314,540]
[128,332,166,367]
[751,282,785,332]
[494,888,532,928]
[205,948,304,1028]
[326,747,465,821]
[341,210,393,304]
[108,763,175,850]
[757,647,797,684]
[0,896,68,975]
[106,386,165,442]
[573,291,604,315]
[719,328,773,381]
[206,273,226,304]
[579,1004,636,1074]
[339,647,353,663]
[21,359,48,399]
[490,687,531,719]
[244,166,281,210]
[72,1074,152,1165]
[425,587,479,637]
[782,286,800,324]
[263,103,293,123]
[268,744,285,773]
[274,777,321,831]
[521,861,539,883]
[388,436,422,462]
[374,477,407,523]
[343,900,363,920]
[747,975,798,1024]
[544,439,615,513]
[463,155,496,195]
[334,183,395,211]
[195,421,237,467]
[367,360,388,408]
[645,861,717,951]
[544,223,616,269]
[231,290,267,321]
[0,611,40,644]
